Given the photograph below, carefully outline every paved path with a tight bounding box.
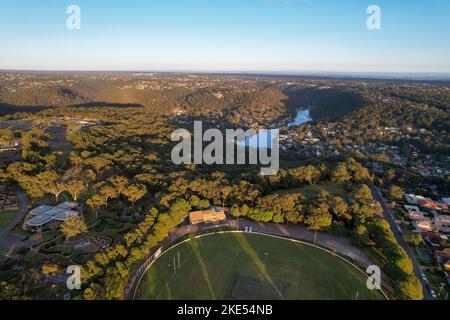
[0,187,37,255]
[369,183,432,300]
[0,187,28,239]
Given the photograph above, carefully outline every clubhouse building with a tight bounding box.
[189,207,227,226]
[26,202,79,229]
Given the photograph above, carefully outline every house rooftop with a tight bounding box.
[56,201,77,210]
[30,205,53,215]
[189,207,226,225]
[26,203,79,228]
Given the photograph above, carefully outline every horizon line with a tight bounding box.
[1,69,450,81]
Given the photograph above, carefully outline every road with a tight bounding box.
[369,183,432,300]
[0,186,28,239]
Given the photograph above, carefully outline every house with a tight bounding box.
[404,205,420,212]
[189,207,226,225]
[56,201,77,210]
[422,231,445,251]
[434,249,450,271]
[434,215,450,225]
[408,211,424,221]
[30,205,54,215]
[418,200,448,211]
[414,218,433,232]
[405,194,430,205]
[26,202,79,229]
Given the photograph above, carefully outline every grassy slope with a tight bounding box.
[135,233,384,300]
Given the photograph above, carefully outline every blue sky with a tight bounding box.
[0,0,449,73]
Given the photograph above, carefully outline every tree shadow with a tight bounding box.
[282,87,369,121]
[0,102,145,117]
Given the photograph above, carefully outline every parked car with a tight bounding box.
[429,289,437,298]
[421,273,428,282]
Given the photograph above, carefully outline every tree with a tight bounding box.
[99,184,118,207]
[350,203,373,224]
[385,245,414,279]
[17,175,46,199]
[66,180,86,201]
[0,129,14,144]
[384,169,396,181]
[84,283,105,300]
[219,185,233,206]
[70,152,84,171]
[122,184,147,206]
[86,194,108,217]
[189,195,210,208]
[60,216,88,239]
[272,212,284,224]
[372,201,384,216]
[37,171,64,201]
[248,209,273,223]
[353,184,373,205]
[169,199,192,223]
[285,210,303,224]
[42,264,60,276]
[396,275,423,300]
[110,176,129,195]
[104,267,125,300]
[404,233,423,247]
[230,205,241,218]
[389,185,404,201]
[347,161,371,182]
[85,156,112,175]
[351,225,370,247]
[305,204,332,231]
[331,163,351,184]
[0,281,22,300]
[330,196,351,221]
[94,252,110,266]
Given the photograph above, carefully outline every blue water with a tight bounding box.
[288,109,312,126]
[237,108,312,149]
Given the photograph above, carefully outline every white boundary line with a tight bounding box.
[132,230,389,300]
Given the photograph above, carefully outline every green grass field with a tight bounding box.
[135,233,385,300]
[0,210,18,230]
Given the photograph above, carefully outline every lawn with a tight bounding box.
[0,210,18,230]
[135,233,385,300]
[276,182,347,199]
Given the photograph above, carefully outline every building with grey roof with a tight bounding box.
[26,203,79,229]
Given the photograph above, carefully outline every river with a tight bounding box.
[237,108,312,149]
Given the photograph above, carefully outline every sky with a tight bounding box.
[0,0,449,74]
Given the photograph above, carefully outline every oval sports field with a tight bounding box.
[134,232,385,300]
